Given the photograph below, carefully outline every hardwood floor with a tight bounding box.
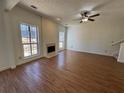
[0,50,124,93]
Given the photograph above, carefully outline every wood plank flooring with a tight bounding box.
[0,50,124,93]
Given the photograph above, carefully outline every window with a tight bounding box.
[59,32,65,49]
[20,23,39,58]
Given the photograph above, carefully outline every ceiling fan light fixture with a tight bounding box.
[82,18,88,22]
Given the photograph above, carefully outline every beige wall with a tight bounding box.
[10,6,66,65]
[67,18,124,56]
[42,17,67,57]
[0,0,10,71]
[9,6,43,65]
[0,5,66,70]
[42,17,59,57]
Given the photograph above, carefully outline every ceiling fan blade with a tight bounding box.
[88,19,95,21]
[89,14,100,18]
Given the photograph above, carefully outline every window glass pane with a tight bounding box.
[23,44,31,57]
[21,30,30,43]
[20,24,30,43]
[30,26,37,31]
[31,44,38,55]
[59,32,65,42]
[59,42,64,48]
[20,24,29,31]
[30,26,37,43]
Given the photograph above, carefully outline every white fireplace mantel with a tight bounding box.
[45,43,57,58]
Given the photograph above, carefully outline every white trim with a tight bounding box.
[118,43,124,63]
[0,66,10,72]
[11,65,16,69]
[17,56,42,66]
[67,49,114,57]
[118,60,124,63]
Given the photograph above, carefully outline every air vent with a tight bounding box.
[30,5,37,9]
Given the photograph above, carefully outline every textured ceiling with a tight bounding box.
[19,0,124,24]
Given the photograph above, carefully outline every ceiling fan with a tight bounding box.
[79,11,100,23]
[75,0,114,23]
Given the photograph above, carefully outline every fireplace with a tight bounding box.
[47,45,55,53]
[46,43,56,58]
[46,43,56,54]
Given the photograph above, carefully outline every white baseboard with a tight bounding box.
[0,66,10,72]
[118,59,124,63]
[11,65,16,69]
[67,49,113,57]
[17,56,42,66]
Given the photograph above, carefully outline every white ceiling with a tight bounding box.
[18,0,124,24]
